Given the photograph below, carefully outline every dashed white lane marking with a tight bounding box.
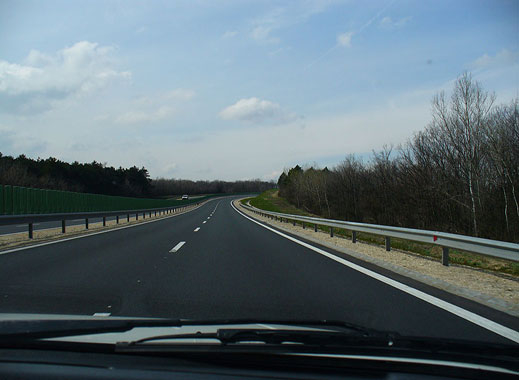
[207,217,210,220]
[93,313,111,317]
[203,221,207,224]
[231,200,519,344]
[169,241,186,253]
[0,200,212,255]
[194,227,201,232]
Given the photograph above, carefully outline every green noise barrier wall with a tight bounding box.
[0,185,210,215]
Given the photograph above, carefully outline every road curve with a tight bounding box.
[0,196,517,344]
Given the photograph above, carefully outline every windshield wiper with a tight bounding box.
[0,318,184,341]
[0,318,386,341]
[115,328,395,349]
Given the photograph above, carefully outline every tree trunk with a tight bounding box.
[468,171,478,236]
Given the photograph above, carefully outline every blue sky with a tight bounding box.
[1,0,518,181]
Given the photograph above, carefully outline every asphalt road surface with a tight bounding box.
[0,196,517,344]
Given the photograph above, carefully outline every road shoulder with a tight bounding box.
[235,200,519,318]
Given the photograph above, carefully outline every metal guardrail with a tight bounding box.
[0,202,205,239]
[241,203,519,266]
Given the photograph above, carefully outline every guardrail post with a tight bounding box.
[352,231,357,243]
[149,212,151,218]
[28,223,33,239]
[155,211,157,217]
[302,222,305,229]
[116,215,119,224]
[127,214,130,222]
[293,219,295,226]
[85,218,89,229]
[385,237,391,251]
[136,213,138,220]
[330,227,334,237]
[314,224,317,232]
[442,247,449,266]
[62,220,66,233]
[102,216,106,227]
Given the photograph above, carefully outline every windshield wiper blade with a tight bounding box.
[116,327,395,349]
[0,319,184,340]
[0,318,389,341]
[164,318,390,336]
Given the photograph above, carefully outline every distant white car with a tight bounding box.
[181,195,189,200]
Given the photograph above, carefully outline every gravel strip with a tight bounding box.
[236,200,519,317]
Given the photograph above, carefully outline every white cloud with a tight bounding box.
[251,25,274,41]
[0,41,130,114]
[219,97,296,124]
[222,30,238,38]
[165,88,195,101]
[250,2,338,44]
[337,32,353,47]
[379,16,412,29]
[163,162,178,176]
[135,26,147,34]
[262,170,281,181]
[114,89,195,125]
[470,49,519,70]
[115,106,174,124]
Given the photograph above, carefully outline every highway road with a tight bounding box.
[0,196,517,344]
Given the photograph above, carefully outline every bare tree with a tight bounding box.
[429,73,495,235]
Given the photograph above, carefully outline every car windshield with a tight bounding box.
[0,0,518,353]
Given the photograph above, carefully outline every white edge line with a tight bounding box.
[0,200,214,256]
[169,241,186,253]
[230,200,519,344]
[93,313,111,317]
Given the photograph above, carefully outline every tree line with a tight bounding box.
[0,155,153,197]
[0,154,274,198]
[151,178,273,197]
[278,73,518,242]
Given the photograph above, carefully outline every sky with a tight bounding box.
[0,0,518,181]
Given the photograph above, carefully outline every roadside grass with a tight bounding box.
[249,189,312,215]
[245,190,519,277]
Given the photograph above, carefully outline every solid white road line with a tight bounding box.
[170,241,186,253]
[231,201,519,344]
[194,227,200,232]
[93,312,111,317]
